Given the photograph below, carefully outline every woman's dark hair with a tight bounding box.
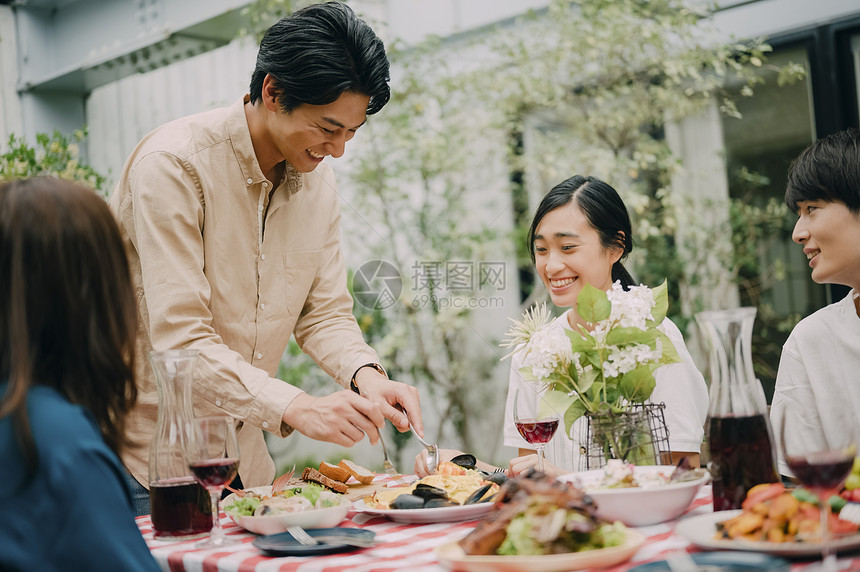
[0,177,138,478]
[786,127,860,214]
[528,175,635,288]
[249,1,390,115]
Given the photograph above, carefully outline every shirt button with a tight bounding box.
[262,421,269,429]
[256,353,263,359]
[258,204,264,211]
[246,178,253,184]
[215,399,222,407]
[260,253,266,260]
[262,181,269,188]
[260,303,266,310]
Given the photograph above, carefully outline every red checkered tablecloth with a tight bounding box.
[138,478,860,571]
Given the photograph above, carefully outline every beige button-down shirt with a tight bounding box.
[110,96,379,488]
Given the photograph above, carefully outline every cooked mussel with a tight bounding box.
[450,453,477,470]
[463,483,495,505]
[423,498,458,508]
[390,494,426,510]
[412,483,449,500]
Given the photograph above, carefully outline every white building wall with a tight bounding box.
[0,5,23,145]
[86,37,257,190]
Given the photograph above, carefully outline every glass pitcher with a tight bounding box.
[148,349,212,539]
[696,307,779,511]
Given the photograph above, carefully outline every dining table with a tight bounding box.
[138,474,860,572]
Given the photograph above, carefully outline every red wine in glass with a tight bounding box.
[778,412,857,571]
[189,458,240,489]
[512,389,559,472]
[787,453,854,490]
[516,419,559,445]
[184,415,240,548]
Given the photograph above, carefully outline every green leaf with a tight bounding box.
[566,361,580,383]
[618,366,656,402]
[581,350,603,371]
[577,283,610,323]
[518,366,540,382]
[576,366,598,395]
[563,400,588,435]
[605,326,656,346]
[655,330,681,366]
[540,389,575,420]
[566,328,595,351]
[543,370,573,387]
[647,279,670,326]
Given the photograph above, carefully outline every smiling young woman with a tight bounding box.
[503,175,709,476]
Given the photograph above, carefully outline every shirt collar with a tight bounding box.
[229,95,303,198]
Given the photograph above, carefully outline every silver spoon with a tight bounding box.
[410,421,438,474]
[395,404,438,473]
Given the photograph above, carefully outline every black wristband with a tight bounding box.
[349,363,387,394]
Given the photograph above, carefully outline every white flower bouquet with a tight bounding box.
[504,281,681,465]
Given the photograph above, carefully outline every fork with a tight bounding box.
[286,525,375,548]
[378,428,409,486]
[225,465,296,497]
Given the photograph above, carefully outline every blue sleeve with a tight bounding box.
[0,386,162,572]
[45,437,163,572]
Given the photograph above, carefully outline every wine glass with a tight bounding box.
[513,388,559,473]
[778,414,856,570]
[184,415,240,548]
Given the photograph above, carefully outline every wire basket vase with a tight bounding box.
[583,402,672,469]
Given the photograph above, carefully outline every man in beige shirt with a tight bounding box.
[110,2,422,515]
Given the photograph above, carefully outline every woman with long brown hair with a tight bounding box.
[0,177,159,571]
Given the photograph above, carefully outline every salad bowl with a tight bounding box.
[559,465,710,526]
[223,486,350,534]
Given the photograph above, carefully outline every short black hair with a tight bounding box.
[249,1,390,115]
[528,175,636,288]
[785,127,860,214]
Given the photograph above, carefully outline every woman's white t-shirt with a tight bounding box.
[503,309,709,472]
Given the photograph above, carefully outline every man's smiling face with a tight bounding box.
[265,90,370,173]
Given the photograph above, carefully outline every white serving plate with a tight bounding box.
[351,498,493,524]
[675,509,860,557]
[435,528,646,572]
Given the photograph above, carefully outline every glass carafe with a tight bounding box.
[696,307,779,511]
[148,349,212,539]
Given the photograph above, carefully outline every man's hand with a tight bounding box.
[281,390,385,447]
[353,368,424,436]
